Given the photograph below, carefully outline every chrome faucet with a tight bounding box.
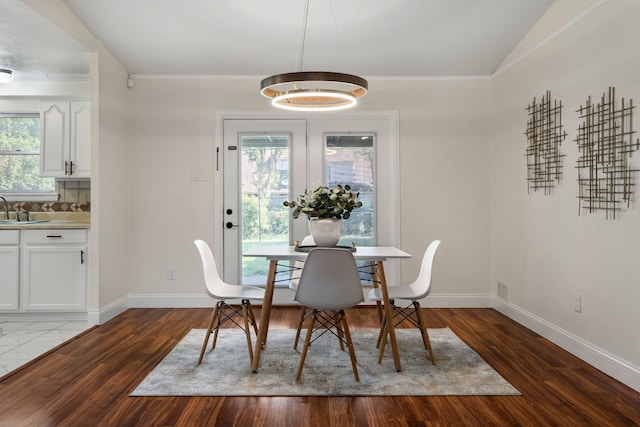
[0,196,8,220]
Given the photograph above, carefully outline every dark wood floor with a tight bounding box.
[0,306,638,426]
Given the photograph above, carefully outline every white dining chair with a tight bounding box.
[194,240,265,365]
[294,247,364,381]
[367,240,441,365]
[289,235,315,349]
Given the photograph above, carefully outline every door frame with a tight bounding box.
[214,110,401,292]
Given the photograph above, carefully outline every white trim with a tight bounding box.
[494,298,640,393]
[124,292,496,309]
[422,294,495,308]
[129,294,217,308]
[132,74,492,81]
[88,295,129,325]
[214,110,401,283]
[0,312,87,322]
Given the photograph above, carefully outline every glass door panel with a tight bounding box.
[240,135,290,285]
[222,119,307,285]
[325,134,376,247]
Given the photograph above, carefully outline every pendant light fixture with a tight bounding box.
[0,69,14,84]
[260,0,367,112]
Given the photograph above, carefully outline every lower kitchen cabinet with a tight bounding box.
[0,230,20,311]
[20,229,88,312]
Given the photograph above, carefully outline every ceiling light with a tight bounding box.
[260,0,367,112]
[0,69,14,84]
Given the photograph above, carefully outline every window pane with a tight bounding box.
[325,134,375,246]
[0,115,55,193]
[240,134,290,285]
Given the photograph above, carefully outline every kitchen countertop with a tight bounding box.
[0,212,90,230]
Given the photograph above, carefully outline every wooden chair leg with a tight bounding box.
[377,321,388,364]
[376,299,394,349]
[414,301,436,365]
[296,313,316,381]
[242,301,254,363]
[377,303,391,363]
[376,312,387,349]
[340,312,360,382]
[211,302,223,350]
[198,303,219,365]
[293,306,307,350]
[247,301,259,335]
[335,312,346,351]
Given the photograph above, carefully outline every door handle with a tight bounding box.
[225,222,239,229]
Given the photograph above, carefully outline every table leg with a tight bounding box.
[369,261,383,322]
[251,259,277,372]
[376,261,402,371]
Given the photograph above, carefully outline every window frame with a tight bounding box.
[0,112,57,201]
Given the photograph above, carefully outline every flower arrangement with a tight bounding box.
[283,184,363,220]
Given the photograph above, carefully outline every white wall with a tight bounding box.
[491,0,640,377]
[127,78,492,304]
[92,42,133,315]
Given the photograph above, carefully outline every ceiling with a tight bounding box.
[0,0,92,80]
[2,0,558,80]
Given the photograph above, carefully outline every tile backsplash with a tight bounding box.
[7,179,90,213]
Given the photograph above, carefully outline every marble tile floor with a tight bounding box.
[0,320,92,378]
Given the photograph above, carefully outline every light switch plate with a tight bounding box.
[191,168,210,181]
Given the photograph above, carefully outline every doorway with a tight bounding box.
[216,111,399,290]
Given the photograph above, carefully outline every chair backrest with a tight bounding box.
[289,235,316,288]
[408,240,441,299]
[194,239,240,299]
[300,235,315,246]
[295,248,364,311]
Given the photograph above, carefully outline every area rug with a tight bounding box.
[131,328,520,396]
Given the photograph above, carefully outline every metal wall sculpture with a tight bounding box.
[575,87,639,219]
[525,90,567,194]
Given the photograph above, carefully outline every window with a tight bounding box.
[0,113,55,198]
[326,134,375,246]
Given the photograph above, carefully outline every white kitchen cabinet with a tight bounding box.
[21,229,88,311]
[40,101,91,178]
[0,230,20,311]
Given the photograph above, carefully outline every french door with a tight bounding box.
[221,119,307,284]
[218,112,399,287]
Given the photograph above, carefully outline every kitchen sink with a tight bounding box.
[0,220,50,225]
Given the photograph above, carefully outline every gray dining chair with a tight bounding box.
[194,239,265,365]
[294,247,364,381]
[368,240,441,365]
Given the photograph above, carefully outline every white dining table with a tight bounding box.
[243,244,411,372]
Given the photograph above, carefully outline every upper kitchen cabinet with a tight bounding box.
[40,101,91,178]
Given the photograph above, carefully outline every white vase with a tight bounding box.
[309,218,343,247]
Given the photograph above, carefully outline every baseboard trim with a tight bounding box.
[0,312,88,322]
[493,298,640,393]
[129,294,214,308]
[422,294,495,307]
[89,295,130,325]
[125,292,496,309]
